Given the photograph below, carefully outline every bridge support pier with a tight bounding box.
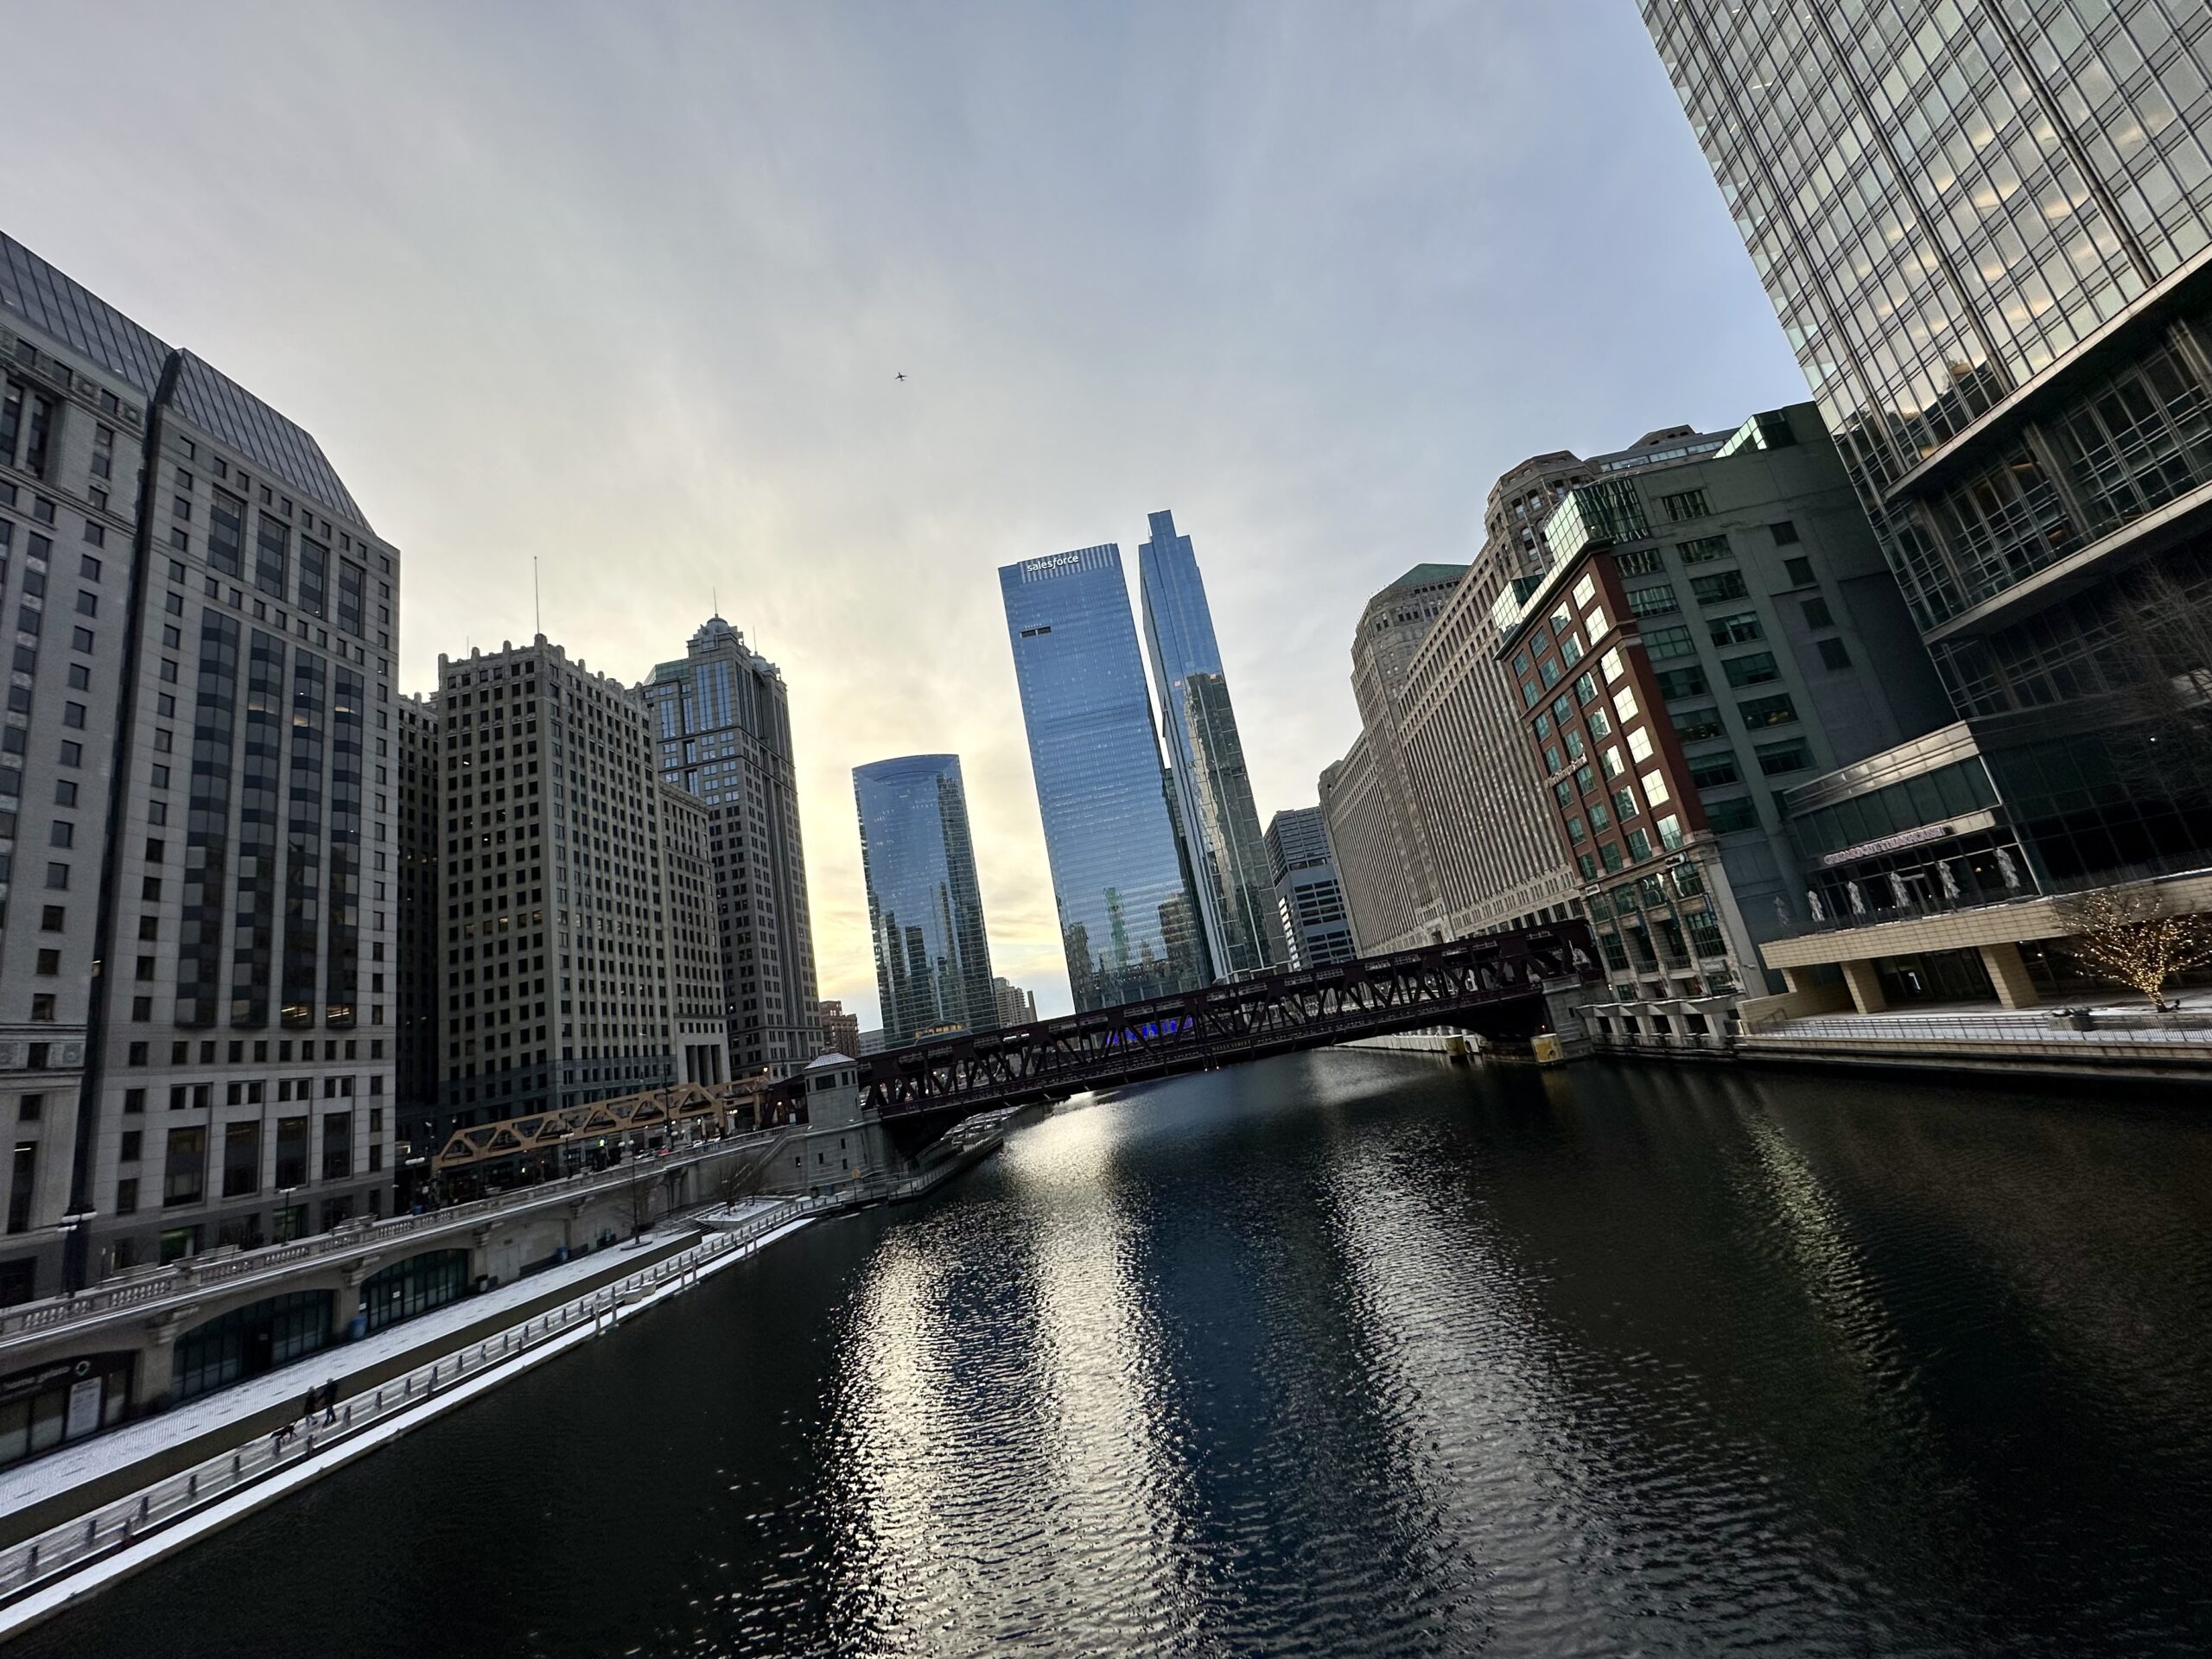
[1540,979,1594,1062]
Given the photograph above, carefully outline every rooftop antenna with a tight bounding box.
[533,556,542,636]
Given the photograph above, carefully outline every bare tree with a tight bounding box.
[2054,883,2212,1007]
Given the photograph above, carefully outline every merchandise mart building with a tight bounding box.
[1643,2,2212,1000]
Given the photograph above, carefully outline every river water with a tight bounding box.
[19,1051,2212,1657]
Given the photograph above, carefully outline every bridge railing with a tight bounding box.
[861,934,1594,1118]
[0,1195,825,1608]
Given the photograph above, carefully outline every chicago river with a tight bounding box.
[22,1050,2212,1657]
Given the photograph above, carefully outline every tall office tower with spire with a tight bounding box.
[1641,3,2212,885]
[1001,545,1207,1011]
[642,617,820,1077]
[0,232,402,1300]
[1137,510,1281,978]
[853,753,997,1046]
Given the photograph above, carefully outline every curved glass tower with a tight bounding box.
[1001,545,1208,1012]
[1139,509,1282,978]
[852,755,997,1046]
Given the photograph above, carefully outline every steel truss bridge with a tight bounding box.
[842,922,1595,1152]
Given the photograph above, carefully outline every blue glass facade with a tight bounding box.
[1139,510,1282,978]
[1001,546,1207,1011]
[853,754,997,1046]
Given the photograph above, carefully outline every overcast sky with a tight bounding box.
[9,1,1804,1026]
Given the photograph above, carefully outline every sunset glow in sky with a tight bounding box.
[9,1,1805,1025]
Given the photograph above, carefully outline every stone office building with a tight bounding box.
[1492,404,1950,1037]
[435,637,727,1135]
[394,691,442,1154]
[1319,564,1466,953]
[1,233,403,1300]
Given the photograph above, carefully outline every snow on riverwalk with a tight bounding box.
[0,1208,818,1644]
[0,1204,804,1526]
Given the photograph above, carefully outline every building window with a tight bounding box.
[1707,610,1763,645]
[1706,796,1761,834]
[1722,652,1780,688]
[1614,547,1664,576]
[1688,753,1739,788]
[1659,489,1708,522]
[1816,637,1852,671]
[163,1126,207,1207]
[1738,694,1799,728]
[1802,596,1834,629]
[1771,521,1800,545]
[1654,665,1707,700]
[1624,584,1678,618]
[1690,571,1749,605]
[1672,703,1725,743]
[1757,739,1814,775]
[1678,534,1731,563]
[1783,556,1815,588]
[1642,625,1695,660]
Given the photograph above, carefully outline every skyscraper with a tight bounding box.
[394,693,442,1154]
[433,638,728,1134]
[814,999,861,1058]
[1001,545,1206,1011]
[1138,510,1281,979]
[642,617,820,1076]
[1265,807,1357,969]
[1,232,402,1294]
[853,753,997,1046]
[1641,3,2212,883]
[990,977,1039,1027]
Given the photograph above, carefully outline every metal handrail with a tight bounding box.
[0,1195,823,1605]
[0,1130,780,1341]
[1743,1012,2212,1046]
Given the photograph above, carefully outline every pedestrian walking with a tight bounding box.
[321,1381,338,1425]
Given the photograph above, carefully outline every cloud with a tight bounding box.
[7,0,1804,1026]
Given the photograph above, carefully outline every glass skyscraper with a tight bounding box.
[1001,545,1208,1011]
[852,754,997,1046]
[1138,510,1282,978]
[1642,1,2212,880]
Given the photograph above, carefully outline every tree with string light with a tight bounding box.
[2054,884,2212,1009]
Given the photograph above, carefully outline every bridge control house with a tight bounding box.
[1491,404,1953,1043]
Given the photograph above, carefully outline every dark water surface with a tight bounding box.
[19,1052,2212,1657]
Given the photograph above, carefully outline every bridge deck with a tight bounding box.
[839,922,1594,1136]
